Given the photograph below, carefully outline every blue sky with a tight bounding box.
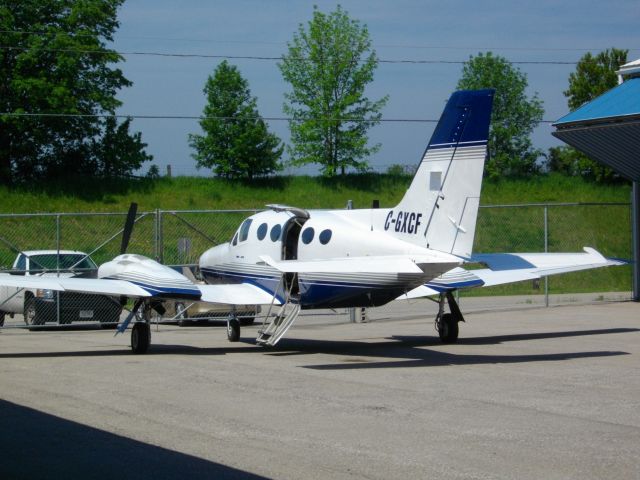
[113,1,639,176]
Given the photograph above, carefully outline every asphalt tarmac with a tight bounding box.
[1,301,639,479]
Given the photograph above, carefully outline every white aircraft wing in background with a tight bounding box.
[0,273,279,306]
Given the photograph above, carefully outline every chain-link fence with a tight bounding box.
[0,203,632,329]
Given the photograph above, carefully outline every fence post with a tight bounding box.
[544,205,549,307]
[56,214,61,324]
[155,209,164,263]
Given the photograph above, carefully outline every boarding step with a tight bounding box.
[256,303,301,346]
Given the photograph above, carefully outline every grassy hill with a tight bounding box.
[0,173,631,213]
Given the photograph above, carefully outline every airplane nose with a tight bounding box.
[199,242,230,268]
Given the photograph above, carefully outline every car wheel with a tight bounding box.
[24,299,43,328]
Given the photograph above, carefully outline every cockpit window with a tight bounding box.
[239,219,252,242]
[301,227,315,244]
[257,223,268,241]
[270,224,282,242]
[319,229,332,245]
[232,232,238,246]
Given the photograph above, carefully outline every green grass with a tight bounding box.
[0,174,414,213]
[0,172,631,213]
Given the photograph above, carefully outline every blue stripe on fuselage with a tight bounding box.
[201,267,413,309]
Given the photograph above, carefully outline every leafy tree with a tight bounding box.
[0,0,151,184]
[189,61,283,180]
[548,48,628,182]
[92,117,152,177]
[456,52,544,179]
[565,48,628,109]
[279,5,388,176]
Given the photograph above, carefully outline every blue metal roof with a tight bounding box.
[554,77,640,126]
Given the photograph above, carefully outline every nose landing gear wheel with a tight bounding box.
[227,318,240,342]
[131,322,151,354]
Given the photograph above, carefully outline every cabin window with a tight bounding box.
[270,224,282,242]
[319,229,332,245]
[429,170,442,191]
[239,219,252,242]
[301,227,315,244]
[257,223,268,241]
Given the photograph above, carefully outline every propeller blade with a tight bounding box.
[120,202,138,255]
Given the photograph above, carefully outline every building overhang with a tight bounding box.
[553,77,640,181]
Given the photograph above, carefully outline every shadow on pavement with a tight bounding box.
[0,328,636,370]
[0,400,267,480]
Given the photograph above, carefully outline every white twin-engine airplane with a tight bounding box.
[0,89,623,353]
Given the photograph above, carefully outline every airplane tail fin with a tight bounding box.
[384,89,494,258]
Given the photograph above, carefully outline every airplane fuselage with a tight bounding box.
[199,208,459,309]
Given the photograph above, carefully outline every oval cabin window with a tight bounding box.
[301,227,315,244]
[319,229,332,245]
[257,223,268,241]
[270,224,282,242]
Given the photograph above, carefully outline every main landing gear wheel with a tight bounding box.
[435,291,464,344]
[227,318,240,342]
[131,322,151,354]
[438,313,459,344]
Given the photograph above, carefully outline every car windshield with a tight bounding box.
[27,254,97,273]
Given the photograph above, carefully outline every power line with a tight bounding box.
[0,111,558,124]
[0,45,579,65]
[0,112,436,122]
[2,29,637,53]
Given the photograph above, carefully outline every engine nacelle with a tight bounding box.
[99,254,201,299]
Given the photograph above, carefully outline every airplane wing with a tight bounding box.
[198,283,281,305]
[0,274,152,297]
[0,274,280,306]
[260,254,461,277]
[399,247,626,299]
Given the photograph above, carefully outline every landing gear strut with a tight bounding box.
[435,292,465,344]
